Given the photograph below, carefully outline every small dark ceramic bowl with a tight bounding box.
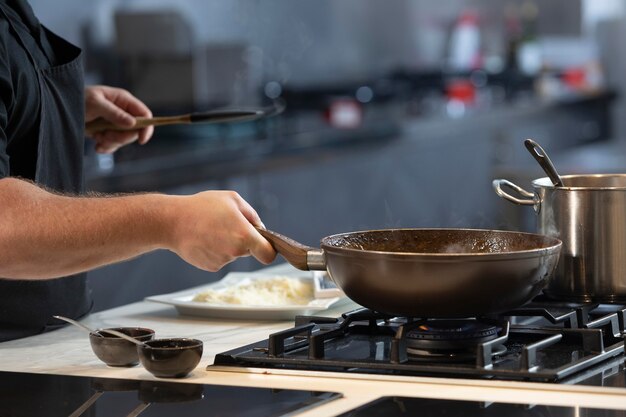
[137,338,203,378]
[89,327,155,367]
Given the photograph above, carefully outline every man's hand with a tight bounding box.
[85,85,154,154]
[165,191,277,272]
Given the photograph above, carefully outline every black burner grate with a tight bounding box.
[213,303,626,383]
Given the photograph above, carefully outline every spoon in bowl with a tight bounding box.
[55,315,202,378]
[524,139,564,187]
[53,315,144,345]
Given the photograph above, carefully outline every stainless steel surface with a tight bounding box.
[494,173,626,302]
[306,250,326,270]
[493,179,537,206]
[524,139,564,187]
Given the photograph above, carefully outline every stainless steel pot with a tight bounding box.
[493,174,626,303]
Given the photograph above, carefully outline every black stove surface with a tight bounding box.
[335,396,626,417]
[214,301,626,386]
[0,371,340,417]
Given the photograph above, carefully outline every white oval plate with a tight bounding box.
[145,271,347,320]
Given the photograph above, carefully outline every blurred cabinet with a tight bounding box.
[114,11,195,111]
[113,11,254,112]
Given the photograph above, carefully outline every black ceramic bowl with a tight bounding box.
[137,338,203,378]
[89,327,155,367]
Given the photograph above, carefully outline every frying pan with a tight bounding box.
[84,102,285,136]
[257,228,562,318]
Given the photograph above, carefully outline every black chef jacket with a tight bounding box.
[0,0,93,342]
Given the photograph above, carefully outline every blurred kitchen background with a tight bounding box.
[29,0,626,311]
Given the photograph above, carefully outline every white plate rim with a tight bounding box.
[144,272,344,315]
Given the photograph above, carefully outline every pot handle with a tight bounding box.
[255,227,326,271]
[492,179,536,206]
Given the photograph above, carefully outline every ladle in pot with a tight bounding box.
[524,139,564,187]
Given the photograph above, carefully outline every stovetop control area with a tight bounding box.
[0,371,340,417]
[214,300,626,385]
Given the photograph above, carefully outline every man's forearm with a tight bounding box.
[0,177,177,279]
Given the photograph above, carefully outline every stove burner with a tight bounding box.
[407,319,499,347]
[407,344,508,362]
[405,319,503,362]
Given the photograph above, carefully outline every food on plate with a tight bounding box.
[192,276,314,306]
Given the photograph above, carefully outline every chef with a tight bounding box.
[0,0,276,342]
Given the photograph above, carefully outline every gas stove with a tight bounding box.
[214,299,626,386]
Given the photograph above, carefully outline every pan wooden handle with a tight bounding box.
[85,115,192,136]
[255,227,324,270]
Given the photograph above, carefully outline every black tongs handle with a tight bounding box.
[85,101,285,135]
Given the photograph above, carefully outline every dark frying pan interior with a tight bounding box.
[323,229,555,254]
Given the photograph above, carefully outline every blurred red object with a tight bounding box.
[562,67,586,89]
[445,79,476,103]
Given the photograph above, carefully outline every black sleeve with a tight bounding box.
[0,18,12,178]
